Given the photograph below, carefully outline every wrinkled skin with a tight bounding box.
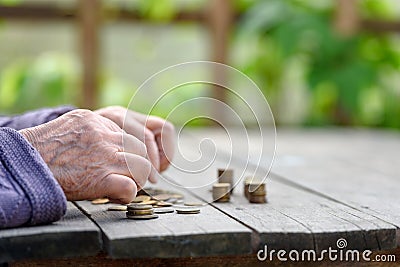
[20,108,174,203]
[95,106,175,174]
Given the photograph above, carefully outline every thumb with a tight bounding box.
[102,174,137,204]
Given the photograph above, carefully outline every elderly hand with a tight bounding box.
[95,106,175,175]
[20,109,153,203]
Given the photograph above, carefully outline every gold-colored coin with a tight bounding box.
[91,198,110,205]
[141,200,158,205]
[152,194,171,201]
[127,209,154,216]
[132,195,151,203]
[127,204,153,210]
[156,201,173,207]
[214,196,230,203]
[212,183,231,202]
[249,195,267,204]
[107,205,127,211]
[169,194,184,199]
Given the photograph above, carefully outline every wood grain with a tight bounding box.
[0,202,101,263]
[74,178,252,258]
[168,130,397,252]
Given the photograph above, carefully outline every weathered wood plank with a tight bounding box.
[74,178,252,259]
[167,130,397,252]
[0,202,101,263]
[252,129,400,231]
[185,128,400,227]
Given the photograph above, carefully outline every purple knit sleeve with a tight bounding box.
[0,128,67,228]
[0,105,75,130]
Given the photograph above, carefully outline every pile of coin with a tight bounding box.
[126,204,158,220]
[243,177,252,200]
[212,183,231,202]
[218,169,234,193]
[247,182,267,203]
[93,187,203,219]
[175,206,201,214]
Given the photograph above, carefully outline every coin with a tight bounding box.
[184,202,206,207]
[154,207,175,214]
[218,169,233,178]
[169,194,184,199]
[91,198,110,205]
[127,209,154,216]
[126,214,159,220]
[213,183,231,202]
[248,183,265,193]
[175,207,201,214]
[156,201,173,207]
[136,189,149,196]
[132,195,151,203]
[152,194,171,201]
[107,205,127,211]
[218,169,234,192]
[141,200,158,205]
[249,195,267,203]
[127,204,153,210]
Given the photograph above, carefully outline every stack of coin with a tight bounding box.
[126,204,158,220]
[248,182,267,203]
[175,206,201,214]
[212,183,231,202]
[243,177,252,200]
[218,169,234,193]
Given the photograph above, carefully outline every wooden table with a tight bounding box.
[1,128,399,266]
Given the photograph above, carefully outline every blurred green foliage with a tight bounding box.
[0,0,399,129]
[0,53,78,114]
[237,0,400,128]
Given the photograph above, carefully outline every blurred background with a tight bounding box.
[0,0,399,128]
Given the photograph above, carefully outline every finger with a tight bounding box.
[123,119,160,171]
[114,152,152,189]
[129,113,175,171]
[157,135,171,172]
[102,173,137,204]
[121,132,147,157]
[152,121,175,171]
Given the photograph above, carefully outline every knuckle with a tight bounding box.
[75,109,95,118]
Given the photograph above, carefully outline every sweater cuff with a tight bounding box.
[0,128,67,225]
[0,105,76,130]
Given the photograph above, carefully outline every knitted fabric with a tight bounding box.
[0,106,75,130]
[0,106,75,228]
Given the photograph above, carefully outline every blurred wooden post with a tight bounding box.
[207,0,233,124]
[78,0,100,109]
[334,0,359,36]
